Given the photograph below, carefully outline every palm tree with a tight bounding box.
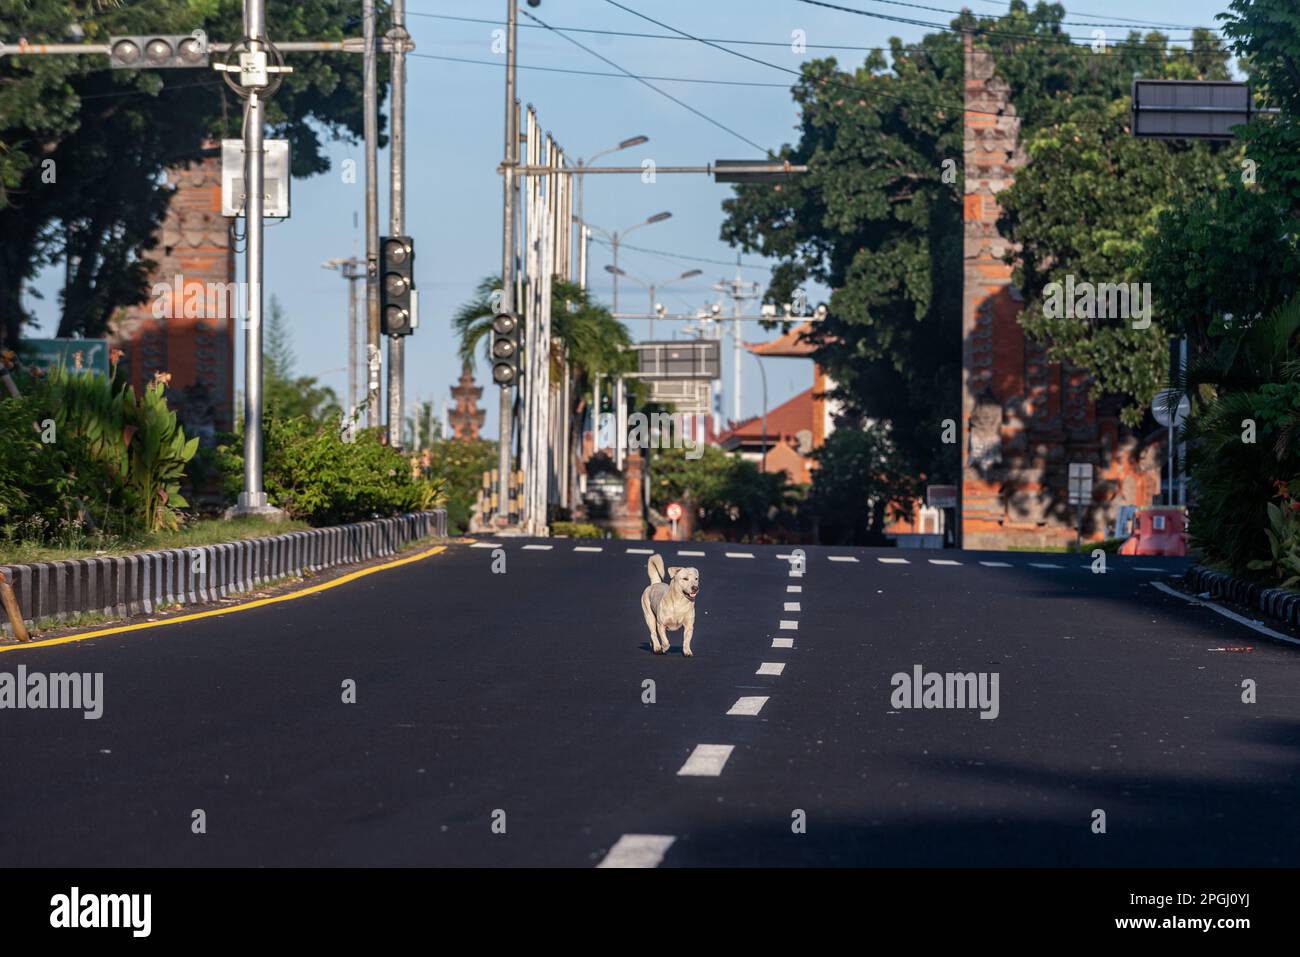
[452,275,638,513]
[452,274,634,384]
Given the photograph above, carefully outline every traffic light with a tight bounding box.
[109,34,209,69]
[491,312,521,386]
[379,235,415,336]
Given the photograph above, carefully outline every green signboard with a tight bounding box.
[15,338,112,378]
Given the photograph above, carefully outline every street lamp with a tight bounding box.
[586,211,672,314]
[572,135,648,288]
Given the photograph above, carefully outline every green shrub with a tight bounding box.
[424,438,497,534]
[121,377,198,532]
[551,521,610,539]
[1246,494,1300,588]
[0,362,197,543]
[217,416,439,525]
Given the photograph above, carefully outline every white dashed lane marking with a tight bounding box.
[784,602,800,612]
[779,619,799,630]
[787,585,802,593]
[597,834,676,868]
[727,696,770,716]
[756,662,786,676]
[573,546,602,553]
[1029,562,1062,569]
[725,552,754,559]
[929,559,962,566]
[771,637,794,648]
[677,550,706,557]
[828,555,859,562]
[522,544,553,550]
[626,547,655,555]
[878,557,909,564]
[470,542,501,549]
[677,744,735,777]
[979,561,1012,567]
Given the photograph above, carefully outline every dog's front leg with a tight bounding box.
[682,619,694,658]
[657,623,670,654]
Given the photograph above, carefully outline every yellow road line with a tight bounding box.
[0,543,447,655]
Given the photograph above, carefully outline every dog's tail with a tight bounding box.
[647,553,666,584]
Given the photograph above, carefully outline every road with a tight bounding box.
[0,539,1297,867]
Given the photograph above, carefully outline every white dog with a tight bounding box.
[641,554,701,657]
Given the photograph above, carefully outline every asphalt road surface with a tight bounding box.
[1,539,1296,867]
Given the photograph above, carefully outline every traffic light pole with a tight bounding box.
[386,0,408,449]
[497,0,519,525]
[363,0,382,431]
[229,0,284,519]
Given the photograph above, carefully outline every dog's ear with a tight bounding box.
[667,566,684,579]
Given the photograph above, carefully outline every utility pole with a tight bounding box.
[321,255,363,424]
[713,260,760,424]
[220,0,289,519]
[386,0,408,448]
[363,0,381,430]
[497,0,519,525]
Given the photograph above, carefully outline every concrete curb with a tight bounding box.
[1183,564,1300,630]
[0,509,446,638]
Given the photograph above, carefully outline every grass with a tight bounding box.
[0,515,311,565]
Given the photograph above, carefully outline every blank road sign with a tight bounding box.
[1131,80,1255,140]
[633,340,721,380]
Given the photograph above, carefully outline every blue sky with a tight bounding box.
[28,0,1233,437]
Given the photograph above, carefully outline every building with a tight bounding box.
[715,320,842,485]
[109,146,235,444]
[449,363,486,440]
[959,35,1162,549]
[717,388,818,484]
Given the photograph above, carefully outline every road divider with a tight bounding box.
[0,542,448,655]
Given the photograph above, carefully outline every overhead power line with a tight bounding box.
[409,51,794,89]
[590,235,774,272]
[518,6,771,154]
[600,0,1228,122]
[960,0,1194,30]
[818,0,1213,33]
[410,9,1218,55]
[791,0,1218,46]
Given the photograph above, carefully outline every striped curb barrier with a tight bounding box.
[0,509,446,639]
[1183,564,1300,631]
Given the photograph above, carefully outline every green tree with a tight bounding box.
[0,0,387,346]
[1178,298,1300,574]
[806,426,916,545]
[424,436,497,534]
[1218,0,1300,214]
[721,2,1231,471]
[999,96,1238,424]
[453,274,636,506]
[453,274,633,386]
[217,415,435,525]
[650,445,787,541]
[263,296,341,423]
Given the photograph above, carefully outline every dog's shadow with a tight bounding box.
[639,641,684,656]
